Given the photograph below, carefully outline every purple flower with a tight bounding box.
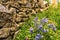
[37,25,43,32]
[38,25,43,30]
[43,29,48,33]
[40,18,48,24]
[30,27,33,33]
[49,23,57,31]
[34,16,38,27]
[48,23,55,28]
[35,34,41,40]
[35,36,40,40]
[36,34,41,38]
[44,18,48,23]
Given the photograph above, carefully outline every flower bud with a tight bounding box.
[30,27,33,33]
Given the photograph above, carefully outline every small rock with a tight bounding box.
[0,28,10,38]
[0,4,9,13]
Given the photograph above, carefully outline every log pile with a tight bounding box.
[0,0,48,40]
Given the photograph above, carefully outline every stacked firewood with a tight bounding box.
[0,0,48,40]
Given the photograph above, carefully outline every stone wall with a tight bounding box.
[0,0,48,40]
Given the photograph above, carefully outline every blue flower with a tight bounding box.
[35,34,41,40]
[38,25,43,30]
[35,36,40,40]
[30,27,33,33]
[43,29,48,33]
[37,25,43,32]
[36,34,41,38]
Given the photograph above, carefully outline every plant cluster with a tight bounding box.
[29,16,57,40]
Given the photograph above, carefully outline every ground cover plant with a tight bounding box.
[15,4,60,40]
